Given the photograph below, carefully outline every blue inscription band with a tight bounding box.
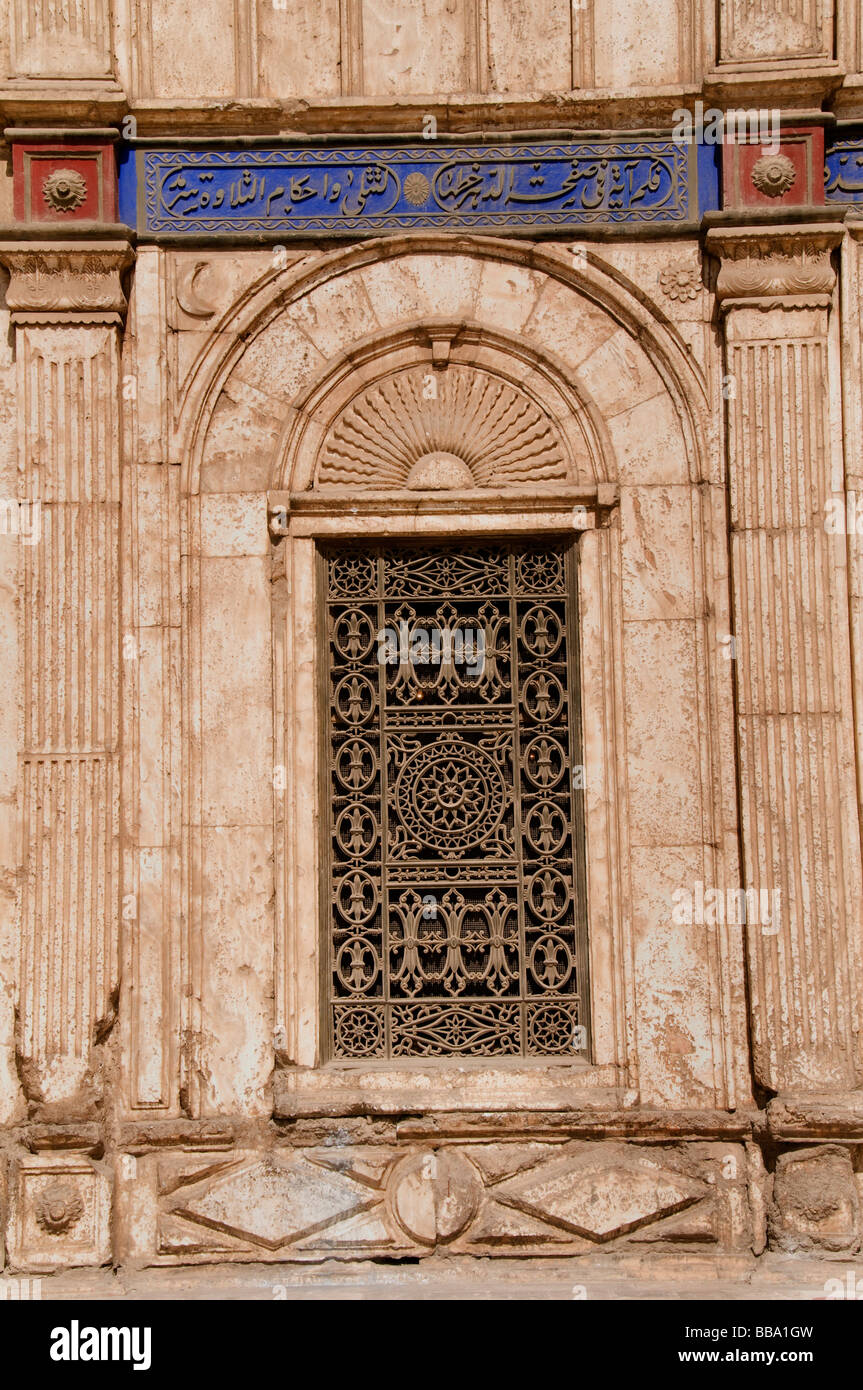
[825,132,863,204]
[128,139,706,237]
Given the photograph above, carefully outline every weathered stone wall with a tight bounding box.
[0,0,862,1273]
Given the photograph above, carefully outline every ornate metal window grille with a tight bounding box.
[321,539,589,1060]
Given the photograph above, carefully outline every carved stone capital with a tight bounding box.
[705,223,842,306]
[0,239,134,323]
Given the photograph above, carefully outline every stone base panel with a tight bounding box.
[2,1121,862,1272]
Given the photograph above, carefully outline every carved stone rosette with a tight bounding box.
[0,237,134,1107]
[707,221,863,1098]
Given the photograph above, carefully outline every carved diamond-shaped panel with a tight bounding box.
[174,1157,378,1250]
[148,1141,748,1263]
[493,1151,708,1242]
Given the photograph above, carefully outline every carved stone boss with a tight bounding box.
[0,239,134,1106]
[707,221,863,1095]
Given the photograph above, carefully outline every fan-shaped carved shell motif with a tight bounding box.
[316,366,569,488]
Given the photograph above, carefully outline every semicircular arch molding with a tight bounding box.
[178,236,710,497]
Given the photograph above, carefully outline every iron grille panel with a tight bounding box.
[321,539,589,1060]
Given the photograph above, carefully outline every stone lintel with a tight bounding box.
[392,1108,755,1143]
[23,1101,863,1155]
[97,90,705,139]
[3,126,122,142]
[0,87,126,129]
[267,485,620,540]
[23,1122,103,1155]
[703,63,844,111]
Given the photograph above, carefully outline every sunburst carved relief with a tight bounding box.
[316,366,570,489]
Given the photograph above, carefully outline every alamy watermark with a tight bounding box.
[672,102,780,153]
[825,493,863,535]
[378,620,486,678]
[50,1322,151,1370]
[0,1276,42,1300]
[672,881,781,934]
[0,498,40,545]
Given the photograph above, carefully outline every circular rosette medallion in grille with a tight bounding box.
[394,736,506,852]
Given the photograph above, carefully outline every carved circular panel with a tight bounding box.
[516,551,565,593]
[387,1150,482,1246]
[334,1005,384,1057]
[658,261,701,302]
[751,153,796,198]
[328,553,376,598]
[402,172,431,206]
[527,1002,578,1054]
[42,169,87,213]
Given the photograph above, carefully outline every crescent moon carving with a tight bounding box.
[176,260,219,319]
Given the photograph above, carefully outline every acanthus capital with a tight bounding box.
[705,222,843,305]
[0,238,135,322]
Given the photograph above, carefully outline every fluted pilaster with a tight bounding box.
[708,220,863,1094]
[0,238,133,1105]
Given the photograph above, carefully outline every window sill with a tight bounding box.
[272,1059,624,1118]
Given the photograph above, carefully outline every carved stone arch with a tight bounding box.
[176,234,711,496]
[172,234,743,1115]
[274,319,615,494]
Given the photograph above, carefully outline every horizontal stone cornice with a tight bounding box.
[703,63,844,111]
[844,216,863,243]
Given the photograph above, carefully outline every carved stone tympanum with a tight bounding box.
[317,365,570,488]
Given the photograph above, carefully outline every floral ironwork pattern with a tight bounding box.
[323,540,588,1059]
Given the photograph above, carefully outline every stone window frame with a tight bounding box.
[269,486,635,1117]
[171,237,721,1118]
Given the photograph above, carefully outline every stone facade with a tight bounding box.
[0,0,863,1280]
